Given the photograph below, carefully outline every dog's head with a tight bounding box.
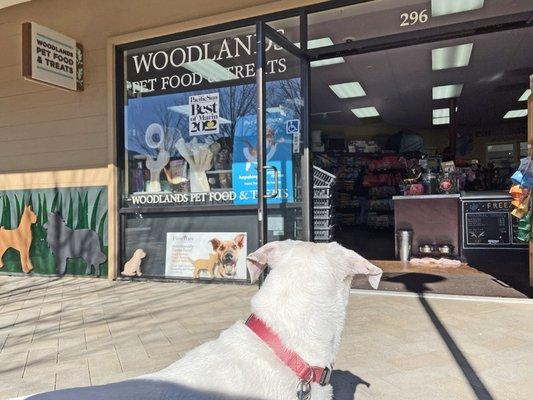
[246,240,382,288]
[24,205,37,224]
[210,234,245,266]
[133,249,146,259]
[44,212,63,231]
[246,240,383,363]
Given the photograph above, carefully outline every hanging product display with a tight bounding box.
[516,212,532,242]
[164,159,189,187]
[144,123,170,193]
[175,138,216,193]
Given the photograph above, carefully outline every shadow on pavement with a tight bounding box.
[331,369,369,399]
[20,379,266,400]
[16,372,369,400]
[387,273,495,400]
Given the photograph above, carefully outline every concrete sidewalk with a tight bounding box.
[0,276,532,399]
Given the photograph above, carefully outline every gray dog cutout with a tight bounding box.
[44,212,107,275]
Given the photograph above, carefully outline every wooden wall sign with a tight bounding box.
[22,22,83,91]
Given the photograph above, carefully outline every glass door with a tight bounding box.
[255,20,311,248]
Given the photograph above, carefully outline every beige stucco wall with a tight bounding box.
[0,0,326,278]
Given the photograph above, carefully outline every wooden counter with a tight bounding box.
[393,194,460,257]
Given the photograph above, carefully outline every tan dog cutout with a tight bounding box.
[190,252,219,279]
[0,205,37,273]
[122,249,146,277]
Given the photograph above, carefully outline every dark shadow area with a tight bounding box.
[387,273,495,400]
[353,270,529,298]
[331,369,369,400]
[384,273,445,293]
[463,253,533,298]
[20,372,370,400]
[23,378,266,400]
[335,226,395,260]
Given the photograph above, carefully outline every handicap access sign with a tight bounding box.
[286,119,300,134]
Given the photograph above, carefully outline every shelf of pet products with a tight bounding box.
[313,166,336,243]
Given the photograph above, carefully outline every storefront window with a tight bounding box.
[122,25,302,209]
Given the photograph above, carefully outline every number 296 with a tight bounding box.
[400,9,429,27]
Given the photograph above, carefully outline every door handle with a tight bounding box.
[263,165,279,199]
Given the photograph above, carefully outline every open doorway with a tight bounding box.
[306,1,532,296]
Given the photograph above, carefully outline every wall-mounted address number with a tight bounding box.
[400,9,429,27]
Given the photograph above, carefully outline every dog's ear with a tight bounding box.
[351,251,383,289]
[337,244,383,289]
[234,234,246,249]
[210,238,221,251]
[246,241,279,283]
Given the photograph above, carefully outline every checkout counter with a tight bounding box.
[393,191,528,266]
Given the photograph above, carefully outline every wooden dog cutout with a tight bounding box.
[122,249,146,277]
[0,205,37,273]
[190,252,219,279]
[44,212,106,275]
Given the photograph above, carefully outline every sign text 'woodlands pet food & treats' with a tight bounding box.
[22,22,83,91]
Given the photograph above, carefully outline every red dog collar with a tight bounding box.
[245,314,332,386]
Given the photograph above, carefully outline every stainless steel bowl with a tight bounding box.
[437,244,454,254]
[419,244,434,254]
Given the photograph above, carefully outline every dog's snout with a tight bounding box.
[223,252,234,262]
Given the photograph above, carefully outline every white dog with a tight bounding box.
[11,240,382,400]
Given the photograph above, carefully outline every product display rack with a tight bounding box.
[313,166,336,242]
[314,151,405,230]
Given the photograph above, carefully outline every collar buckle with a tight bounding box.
[319,366,332,386]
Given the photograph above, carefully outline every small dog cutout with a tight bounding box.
[122,249,146,277]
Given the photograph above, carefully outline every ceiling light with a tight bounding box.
[329,82,366,98]
[519,89,531,101]
[433,108,450,118]
[168,105,231,123]
[503,109,528,119]
[306,37,334,49]
[351,107,379,118]
[296,37,345,67]
[432,43,473,70]
[431,0,484,17]
[432,84,463,100]
[433,116,450,125]
[311,58,345,67]
[182,59,238,82]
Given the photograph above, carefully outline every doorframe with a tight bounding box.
[256,20,313,247]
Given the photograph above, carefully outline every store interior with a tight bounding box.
[305,5,532,294]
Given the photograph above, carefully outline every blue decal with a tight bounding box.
[233,112,295,205]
